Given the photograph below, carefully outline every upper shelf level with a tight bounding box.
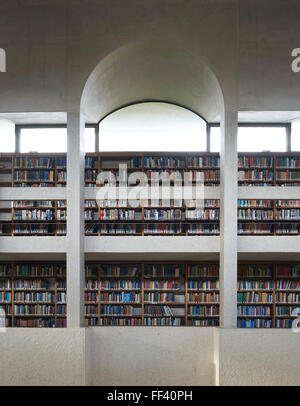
[0,153,66,187]
[238,153,300,186]
[1,152,300,188]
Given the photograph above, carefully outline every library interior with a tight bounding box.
[0,0,300,386]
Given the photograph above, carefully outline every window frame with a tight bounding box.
[206,122,291,153]
[15,124,98,153]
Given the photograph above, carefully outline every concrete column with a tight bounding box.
[95,124,99,152]
[67,112,85,327]
[15,126,20,153]
[219,109,238,328]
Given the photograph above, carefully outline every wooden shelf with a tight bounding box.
[84,262,220,327]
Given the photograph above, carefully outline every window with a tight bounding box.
[0,120,15,152]
[99,102,207,151]
[20,128,67,153]
[210,126,220,152]
[20,126,96,153]
[291,121,300,151]
[85,127,96,152]
[238,126,286,152]
[208,125,287,152]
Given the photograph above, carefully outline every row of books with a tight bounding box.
[88,199,220,208]
[12,155,299,172]
[276,306,299,315]
[188,292,219,302]
[143,280,182,290]
[0,280,10,289]
[13,279,53,289]
[14,157,56,168]
[276,280,300,289]
[0,292,10,302]
[275,293,300,302]
[85,280,220,291]
[85,280,142,290]
[187,156,220,168]
[238,209,273,220]
[238,157,273,168]
[14,170,55,182]
[8,224,66,234]
[14,304,56,315]
[238,199,273,208]
[277,209,300,220]
[277,171,300,181]
[144,157,185,169]
[238,208,300,220]
[188,305,219,316]
[237,292,273,303]
[13,318,57,328]
[188,224,220,234]
[237,319,272,328]
[238,265,300,277]
[14,292,54,302]
[237,306,271,316]
[101,292,141,302]
[276,157,300,168]
[14,182,64,187]
[238,224,299,234]
[14,209,54,221]
[86,305,141,316]
[238,319,297,328]
[13,200,66,208]
[144,293,184,303]
[188,280,219,289]
[238,170,274,181]
[85,317,221,326]
[13,264,65,277]
[85,209,220,220]
[238,280,273,290]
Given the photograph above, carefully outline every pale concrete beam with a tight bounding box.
[84,186,221,200]
[0,237,66,253]
[67,112,85,328]
[220,109,238,328]
[238,186,300,200]
[85,236,220,254]
[0,187,67,201]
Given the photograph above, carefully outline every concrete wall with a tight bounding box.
[0,328,85,385]
[215,329,300,386]
[2,327,300,386]
[85,327,215,386]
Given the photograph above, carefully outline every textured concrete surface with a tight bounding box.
[216,329,300,386]
[86,327,215,386]
[0,328,85,386]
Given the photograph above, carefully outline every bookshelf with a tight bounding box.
[85,152,220,236]
[0,153,67,187]
[237,262,300,328]
[0,262,66,327]
[85,152,220,186]
[238,153,300,186]
[85,262,220,326]
[85,199,220,236]
[0,200,67,236]
[238,199,300,235]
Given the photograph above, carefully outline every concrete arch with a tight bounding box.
[81,39,224,123]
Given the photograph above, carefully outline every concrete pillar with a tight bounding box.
[219,109,238,328]
[95,124,99,152]
[67,112,85,327]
